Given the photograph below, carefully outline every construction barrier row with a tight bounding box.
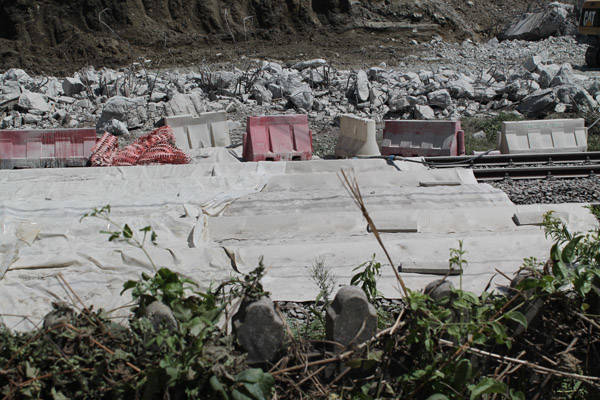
[0,113,590,168]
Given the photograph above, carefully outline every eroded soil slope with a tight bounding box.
[0,0,567,75]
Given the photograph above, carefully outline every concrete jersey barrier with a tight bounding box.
[500,118,587,154]
[335,114,380,158]
[381,120,465,157]
[0,128,97,169]
[158,111,231,151]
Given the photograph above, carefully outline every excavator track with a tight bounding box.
[585,45,600,67]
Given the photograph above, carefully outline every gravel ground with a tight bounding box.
[490,176,600,204]
[277,298,404,329]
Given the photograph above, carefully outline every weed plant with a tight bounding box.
[1,203,600,399]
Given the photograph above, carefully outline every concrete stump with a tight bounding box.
[43,302,75,330]
[326,286,377,349]
[233,297,285,364]
[142,301,178,331]
[424,279,454,301]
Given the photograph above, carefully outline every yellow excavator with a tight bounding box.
[579,0,600,66]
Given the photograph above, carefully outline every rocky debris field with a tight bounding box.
[1,1,597,206]
[1,32,598,156]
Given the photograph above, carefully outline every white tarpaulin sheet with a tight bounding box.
[0,149,597,330]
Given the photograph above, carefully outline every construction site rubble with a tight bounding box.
[0,35,595,158]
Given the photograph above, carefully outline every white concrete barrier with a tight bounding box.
[335,114,380,157]
[159,111,231,151]
[500,119,587,154]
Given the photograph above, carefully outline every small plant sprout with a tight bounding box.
[449,240,468,290]
[302,258,337,339]
[309,257,336,307]
[351,255,382,302]
[81,205,159,271]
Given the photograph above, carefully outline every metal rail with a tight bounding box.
[474,165,600,181]
[424,152,600,168]
[423,152,600,181]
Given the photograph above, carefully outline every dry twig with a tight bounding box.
[338,169,409,297]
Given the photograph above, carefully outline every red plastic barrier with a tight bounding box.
[381,120,465,157]
[243,115,313,162]
[0,129,97,169]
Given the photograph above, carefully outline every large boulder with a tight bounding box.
[387,89,411,113]
[427,89,452,108]
[517,89,556,116]
[573,86,598,112]
[280,75,314,110]
[500,2,576,41]
[164,92,205,116]
[549,64,576,87]
[523,55,545,73]
[4,68,31,83]
[17,91,50,114]
[292,59,327,71]
[62,77,86,97]
[96,96,147,133]
[250,83,273,105]
[447,77,475,99]
[212,71,237,90]
[354,70,370,103]
[413,104,435,119]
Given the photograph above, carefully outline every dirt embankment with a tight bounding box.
[0,0,565,75]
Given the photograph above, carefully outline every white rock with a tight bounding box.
[292,59,327,71]
[427,89,452,108]
[43,78,63,98]
[370,86,387,108]
[80,67,99,84]
[500,2,575,41]
[523,55,544,72]
[100,69,119,84]
[251,83,272,105]
[355,70,370,103]
[413,104,435,119]
[18,91,50,114]
[165,92,204,116]
[262,62,283,74]
[96,96,146,132]
[554,103,567,113]
[447,77,475,99]
[62,77,86,97]
[4,68,30,82]
[387,89,411,113]
[101,119,129,135]
[23,113,42,124]
[150,91,167,103]
[472,130,486,139]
